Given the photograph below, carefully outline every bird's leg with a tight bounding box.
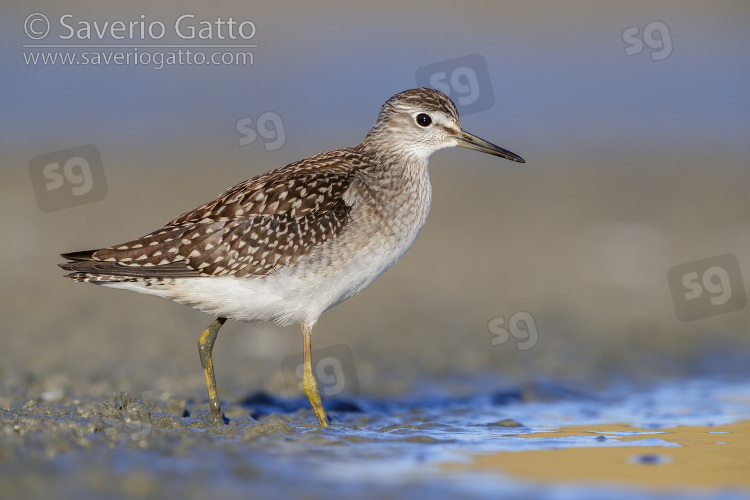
[197,317,227,425]
[302,323,330,427]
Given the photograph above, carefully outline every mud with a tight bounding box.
[1,377,749,499]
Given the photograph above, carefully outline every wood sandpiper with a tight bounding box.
[60,88,525,427]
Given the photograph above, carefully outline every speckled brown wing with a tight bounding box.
[61,149,365,280]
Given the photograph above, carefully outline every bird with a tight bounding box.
[60,88,525,427]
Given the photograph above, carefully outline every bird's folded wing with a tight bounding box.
[61,152,363,279]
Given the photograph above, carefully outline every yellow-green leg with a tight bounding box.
[302,323,330,427]
[198,317,227,426]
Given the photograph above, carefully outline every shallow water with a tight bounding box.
[2,377,749,499]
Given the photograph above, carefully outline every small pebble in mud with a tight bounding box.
[40,389,65,403]
[595,435,607,442]
[487,419,523,428]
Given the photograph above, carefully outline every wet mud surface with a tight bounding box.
[2,377,749,499]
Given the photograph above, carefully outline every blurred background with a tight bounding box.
[2,0,750,403]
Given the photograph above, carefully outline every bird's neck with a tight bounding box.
[355,145,430,190]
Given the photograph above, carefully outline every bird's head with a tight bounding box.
[362,88,525,164]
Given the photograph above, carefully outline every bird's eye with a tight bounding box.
[416,113,432,127]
